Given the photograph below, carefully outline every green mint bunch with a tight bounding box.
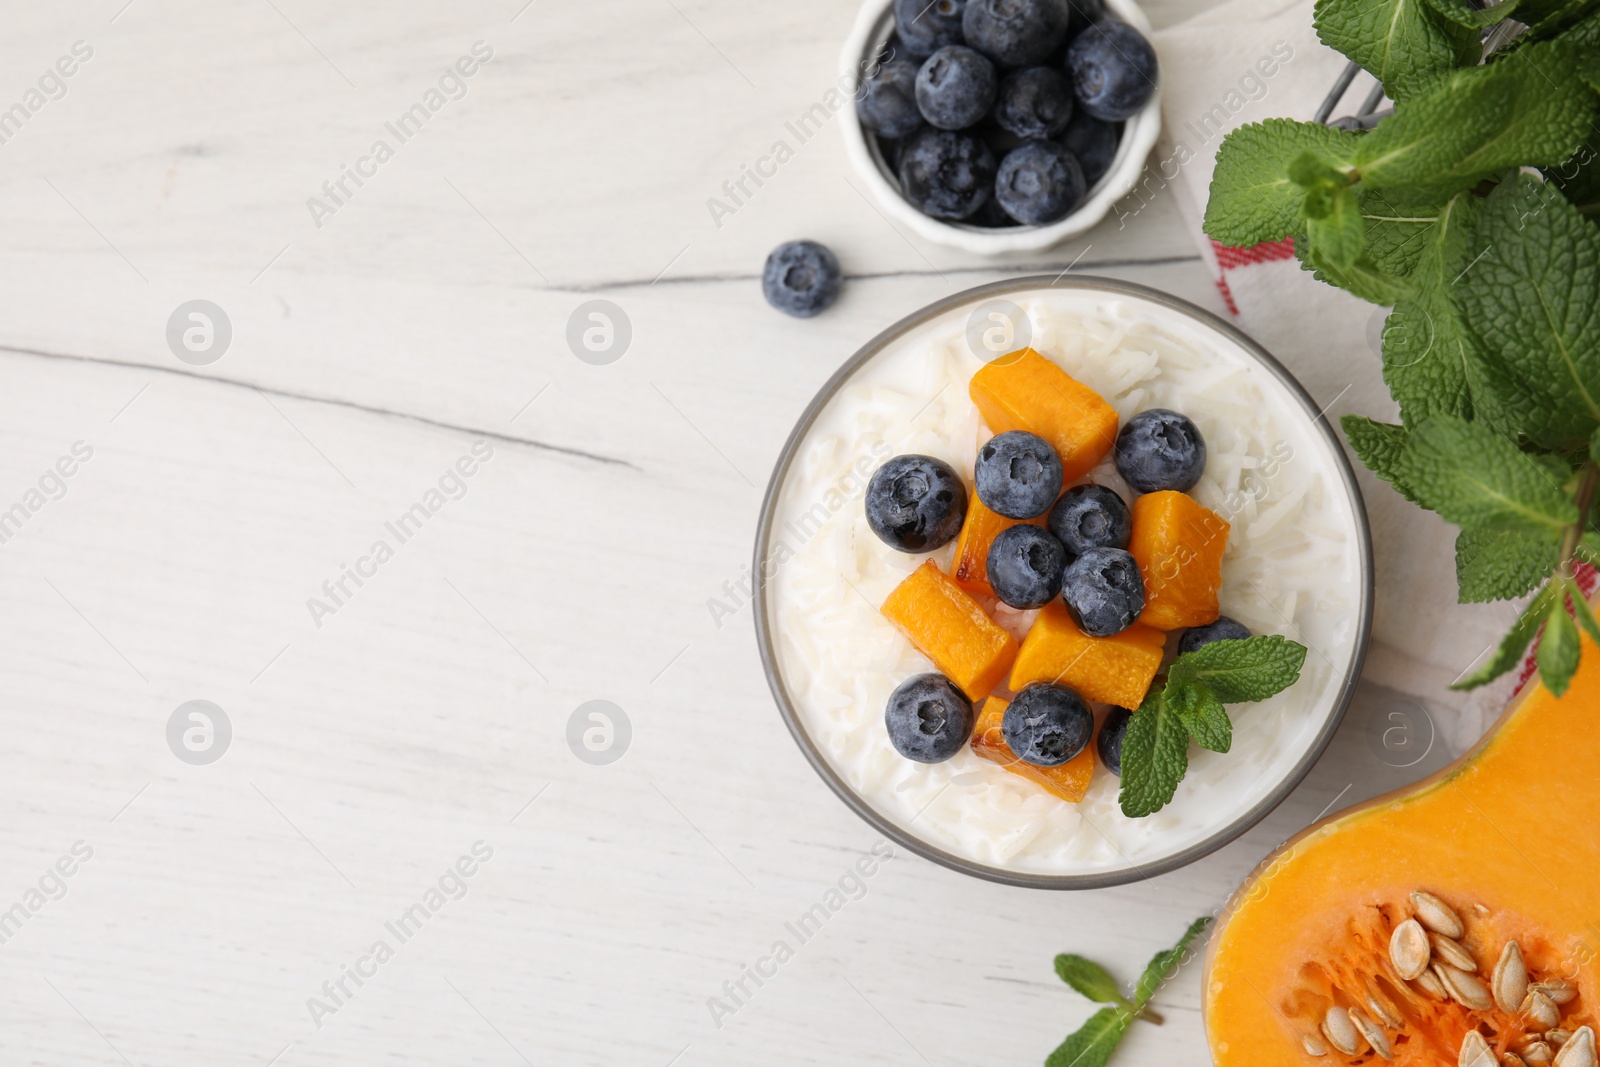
[1045,917,1212,1067]
[1119,636,1307,818]
[1203,0,1600,696]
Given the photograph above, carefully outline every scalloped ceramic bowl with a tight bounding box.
[839,0,1164,255]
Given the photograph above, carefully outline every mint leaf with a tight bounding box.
[1516,0,1600,37]
[1538,589,1581,695]
[1458,174,1600,451]
[1393,416,1577,535]
[1456,526,1559,602]
[1342,415,1424,503]
[1381,191,1483,424]
[1314,0,1479,101]
[1354,43,1594,193]
[1568,577,1600,647]
[1133,917,1213,1007]
[1055,956,1129,1005]
[1204,120,1360,247]
[1045,1007,1133,1067]
[1423,0,1522,27]
[1118,686,1190,818]
[1176,689,1233,753]
[1296,240,1416,305]
[1168,635,1309,703]
[1591,425,1600,466]
[1305,184,1366,271]
[1454,580,1557,689]
[1361,187,1449,277]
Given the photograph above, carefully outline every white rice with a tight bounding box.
[765,290,1363,875]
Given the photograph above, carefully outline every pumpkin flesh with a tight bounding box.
[880,559,1018,701]
[971,695,1096,802]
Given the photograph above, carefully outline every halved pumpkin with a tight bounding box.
[1129,490,1229,631]
[1205,612,1600,1066]
[1009,599,1165,709]
[880,560,1018,701]
[971,695,1096,803]
[968,348,1119,483]
[951,495,1047,598]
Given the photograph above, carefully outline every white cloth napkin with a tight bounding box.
[1147,0,1553,750]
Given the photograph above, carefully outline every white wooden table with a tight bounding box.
[0,1,1461,1063]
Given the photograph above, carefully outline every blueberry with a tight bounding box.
[1060,111,1119,185]
[967,193,1022,228]
[994,66,1073,139]
[915,46,997,130]
[899,128,997,220]
[995,141,1086,225]
[974,431,1063,519]
[894,0,967,58]
[762,241,842,319]
[963,0,1072,68]
[986,524,1068,608]
[1048,483,1131,554]
[1061,546,1145,636]
[1066,0,1106,32]
[1178,616,1253,656]
[1002,682,1092,766]
[1066,20,1158,122]
[1096,705,1132,775]
[866,454,969,552]
[885,672,976,762]
[858,58,925,139]
[1114,409,1207,493]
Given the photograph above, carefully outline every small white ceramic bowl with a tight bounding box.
[839,0,1163,255]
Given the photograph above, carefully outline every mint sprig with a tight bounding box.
[1119,636,1307,818]
[1045,918,1212,1067]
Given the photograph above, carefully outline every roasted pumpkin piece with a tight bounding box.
[971,696,1095,803]
[1128,490,1229,631]
[950,495,1046,597]
[1008,600,1165,708]
[880,560,1019,701]
[968,348,1119,483]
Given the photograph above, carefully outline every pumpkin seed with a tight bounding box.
[1553,1027,1597,1067]
[1507,1054,1530,1067]
[1302,1032,1329,1057]
[1322,1005,1363,1056]
[1349,1006,1392,1061]
[1413,890,1466,939]
[1432,931,1479,972]
[1525,1042,1556,1067]
[1462,1031,1498,1067]
[1437,963,1496,1011]
[1494,941,1530,1013]
[1532,980,1578,1006]
[1550,1031,1574,1049]
[1416,968,1450,999]
[1524,990,1561,1030]
[1391,918,1432,980]
[1367,990,1404,1030]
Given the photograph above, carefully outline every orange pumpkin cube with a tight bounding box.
[971,696,1096,803]
[1009,600,1165,709]
[968,348,1119,482]
[1129,491,1230,631]
[950,495,1047,598]
[880,560,1019,701]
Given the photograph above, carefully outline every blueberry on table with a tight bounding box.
[995,141,1086,225]
[1003,682,1093,766]
[1114,408,1207,492]
[898,128,997,220]
[1061,546,1146,636]
[893,0,967,58]
[1048,483,1131,554]
[915,46,998,130]
[1067,20,1159,122]
[885,672,976,762]
[1178,616,1253,656]
[858,58,925,139]
[962,0,1072,68]
[1096,705,1132,775]
[986,524,1068,609]
[993,66,1074,139]
[762,241,842,318]
[975,430,1063,519]
[866,454,969,552]
[1060,111,1119,185]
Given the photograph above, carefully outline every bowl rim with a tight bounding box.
[751,274,1376,890]
[838,0,1164,255]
